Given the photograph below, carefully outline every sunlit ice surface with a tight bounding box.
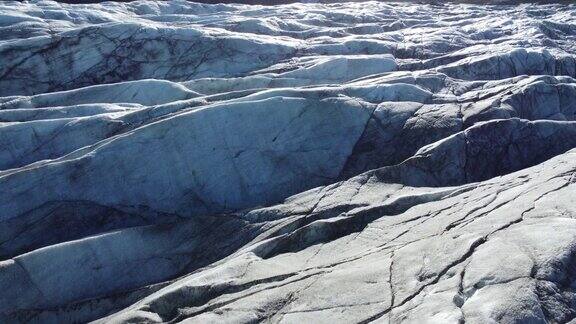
[1,0,576,323]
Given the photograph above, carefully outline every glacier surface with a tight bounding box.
[1,0,576,323]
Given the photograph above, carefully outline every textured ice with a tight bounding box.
[1,0,576,323]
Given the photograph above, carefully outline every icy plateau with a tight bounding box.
[1,0,576,323]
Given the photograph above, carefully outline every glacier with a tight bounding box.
[1,0,576,323]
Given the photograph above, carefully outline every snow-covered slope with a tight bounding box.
[1,1,576,323]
